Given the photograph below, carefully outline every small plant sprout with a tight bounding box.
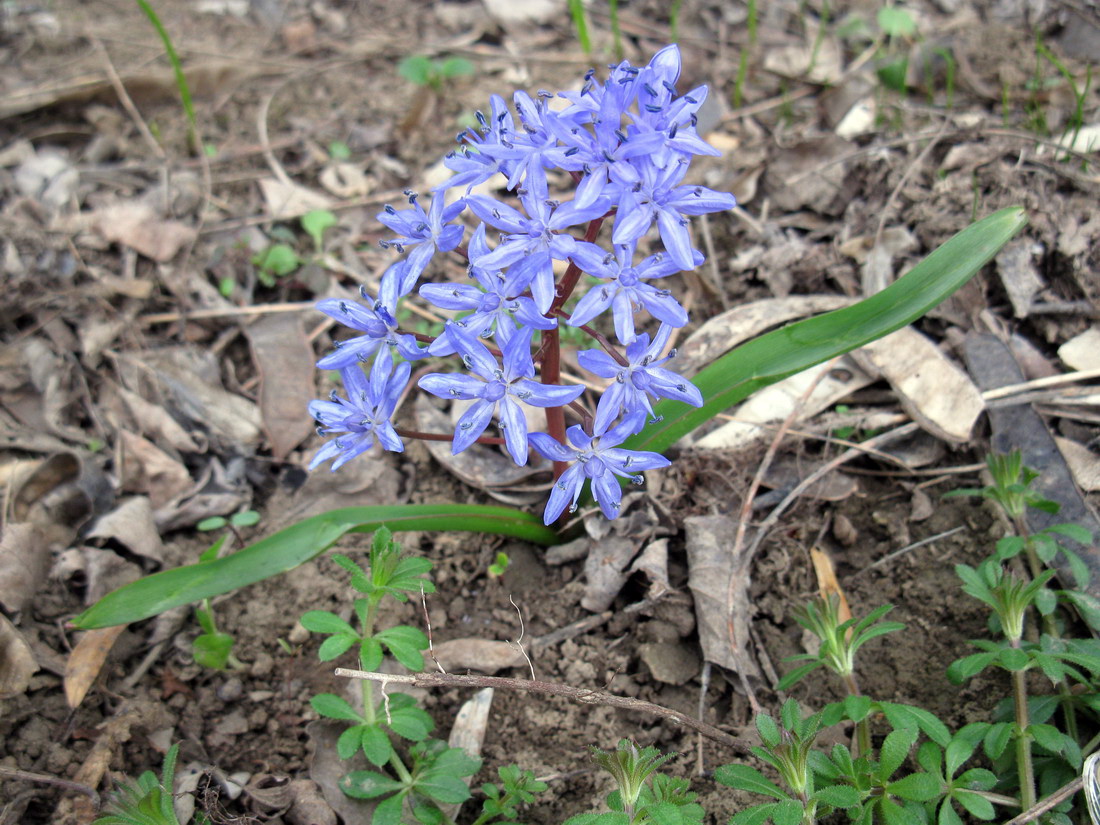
[300,527,545,824]
[487,551,510,579]
[92,743,202,825]
[302,208,337,254]
[398,54,475,93]
[564,739,701,825]
[778,594,904,756]
[717,699,862,825]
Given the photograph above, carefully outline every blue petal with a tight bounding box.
[543,463,585,524]
[528,432,576,463]
[513,379,584,408]
[452,399,496,453]
[499,398,529,465]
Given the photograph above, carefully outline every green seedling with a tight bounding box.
[251,209,339,287]
[733,0,758,108]
[302,208,337,254]
[303,527,543,825]
[190,511,259,669]
[328,140,352,161]
[487,551,510,579]
[398,54,475,93]
[92,743,204,825]
[564,739,702,825]
[875,5,917,93]
[945,452,1099,814]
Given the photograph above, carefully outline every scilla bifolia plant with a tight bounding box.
[74,45,1025,630]
[302,526,546,824]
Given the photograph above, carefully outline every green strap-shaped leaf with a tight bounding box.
[623,207,1027,455]
[72,504,558,629]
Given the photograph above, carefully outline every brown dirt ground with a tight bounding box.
[2,0,1099,823]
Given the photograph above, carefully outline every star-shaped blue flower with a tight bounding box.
[418,224,556,354]
[568,242,699,344]
[528,412,671,523]
[417,324,584,465]
[577,323,703,434]
[466,175,611,314]
[308,348,409,470]
[377,190,466,280]
[316,262,424,369]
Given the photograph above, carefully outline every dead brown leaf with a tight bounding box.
[810,548,851,623]
[431,639,526,674]
[245,313,316,460]
[0,523,52,614]
[0,613,39,697]
[854,327,984,443]
[118,430,193,509]
[684,515,761,679]
[87,496,165,564]
[93,202,197,262]
[64,624,126,708]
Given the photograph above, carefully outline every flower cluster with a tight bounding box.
[309,45,735,524]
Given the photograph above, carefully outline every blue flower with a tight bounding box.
[612,159,736,270]
[316,262,424,369]
[418,224,555,355]
[528,412,671,523]
[308,349,409,470]
[577,323,703,434]
[466,175,611,314]
[417,324,584,465]
[568,242,699,344]
[377,190,466,280]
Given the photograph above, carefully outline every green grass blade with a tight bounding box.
[134,0,197,136]
[568,0,591,55]
[624,207,1027,455]
[72,504,559,629]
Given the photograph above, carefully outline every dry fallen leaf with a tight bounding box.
[64,624,126,708]
[431,639,527,674]
[0,613,39,697]
[810,547,851,623]
[684,515,761,678]
[694,356,872,450]
[854,327,984,443]
[995,239,1045,318]
[259,178,334,220]
[1058,327,1100,371]
[87,496,165,563]
[94,202,197,262]
[118,430,193,509]
[245,313,316,460]
[581,536,638,613]
[0,523,53,614]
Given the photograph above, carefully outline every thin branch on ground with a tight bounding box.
[335,668,753,755]
[0,766,100,806]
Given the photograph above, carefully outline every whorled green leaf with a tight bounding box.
[623,208,1027,456]
[73,505,558,629]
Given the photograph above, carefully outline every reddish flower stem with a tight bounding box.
[396,427,505,446]
[540,216,607,480]
[548,308,628,367]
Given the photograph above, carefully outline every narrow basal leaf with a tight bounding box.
[73,504,558,629]
[624,208,1026,455]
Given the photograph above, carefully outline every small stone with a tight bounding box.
[217,677,244,702]
[287,622,310,645]
[639,642,700,685]
[251,652,274,678]
[214,710,249,736]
